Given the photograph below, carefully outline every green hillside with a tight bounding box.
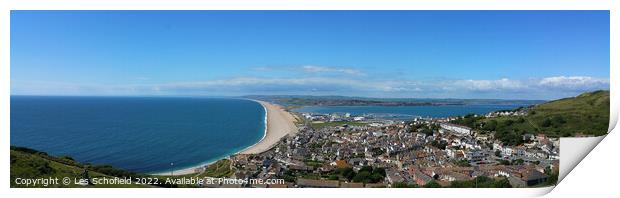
[10,147,147,188]
[452,90,610,145]
[527,90,610,136]
[10,146,235,188]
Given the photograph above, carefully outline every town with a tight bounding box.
[206,110,559,188]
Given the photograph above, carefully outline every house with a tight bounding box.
[348,158,367,167]
[440,123,472,135]
[509,170,548,187]
[522,134,535,142]
[386,168,406,184]
[445,149,465,159]
[331,160,351,168]
[493,142,503,151]
[515,146,527,156]
[475,134,490,142]
[501,147,514,157]
[412,171,433,186]
[440,171,471,182]
[465,150,485,162]
[288,164,312,171]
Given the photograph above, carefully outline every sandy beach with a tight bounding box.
[239,100,298,154]
[154,100,298,176]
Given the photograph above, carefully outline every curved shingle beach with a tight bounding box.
[239,100,298,154]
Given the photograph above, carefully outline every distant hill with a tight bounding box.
[244,95,544,107]
[451,90,610,145]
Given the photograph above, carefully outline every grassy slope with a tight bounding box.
[162,159,234,179]
[478,90,610,141]
[198,159,234,178]
[526,90,610,136]
[10,150,146,188]
[11,146,236,188]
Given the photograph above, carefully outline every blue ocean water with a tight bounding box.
[10,96,265,174]
[293,104,526,119]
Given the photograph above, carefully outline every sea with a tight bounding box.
[293,104,527,119]
[10,96,266,174]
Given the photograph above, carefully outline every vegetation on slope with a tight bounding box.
[451,90,610,145]
[194,159,234,178]
[10,146,237,188]
[10,147,147,188]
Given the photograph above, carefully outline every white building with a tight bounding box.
[440,123,472,135]
[501,147,514,157]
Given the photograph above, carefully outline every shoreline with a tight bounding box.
[153,99,297,176]
[238,100,298,154]
[236,100,269,155]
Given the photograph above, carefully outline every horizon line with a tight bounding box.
[9,93,554,101]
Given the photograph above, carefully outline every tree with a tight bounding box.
[59,155,75,161]
[352,171,371,183]
[498,160,511,165]
[421,127,434,136]
[372,167,386,177]
[343,168,356,181]
[512,159,524,165]
[552,116,566,124]
[454,159,471,167]
[369,172,384,183]
[393,182,417,188]
[483,120,498,131]
[448,176,512,188]
[423,181,442,188]
[431,140,448,150]
[492,177,512,188]
[541,118,552,127]
[544,167,559,186]
[359,166,373,173]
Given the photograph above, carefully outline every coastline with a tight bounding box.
[238,100,298,154]
[153,99,298,176]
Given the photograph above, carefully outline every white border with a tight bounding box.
[1,1,617,198]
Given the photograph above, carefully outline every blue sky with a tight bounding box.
[11,11,609,99]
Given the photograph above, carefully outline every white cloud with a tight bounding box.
[449,78,525,91]
[154,75,606,96]
[251,65,366,76]
[538,76,609,90]
[300,65,366,76]
[160,77,388,92]
[11,76,609,100]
